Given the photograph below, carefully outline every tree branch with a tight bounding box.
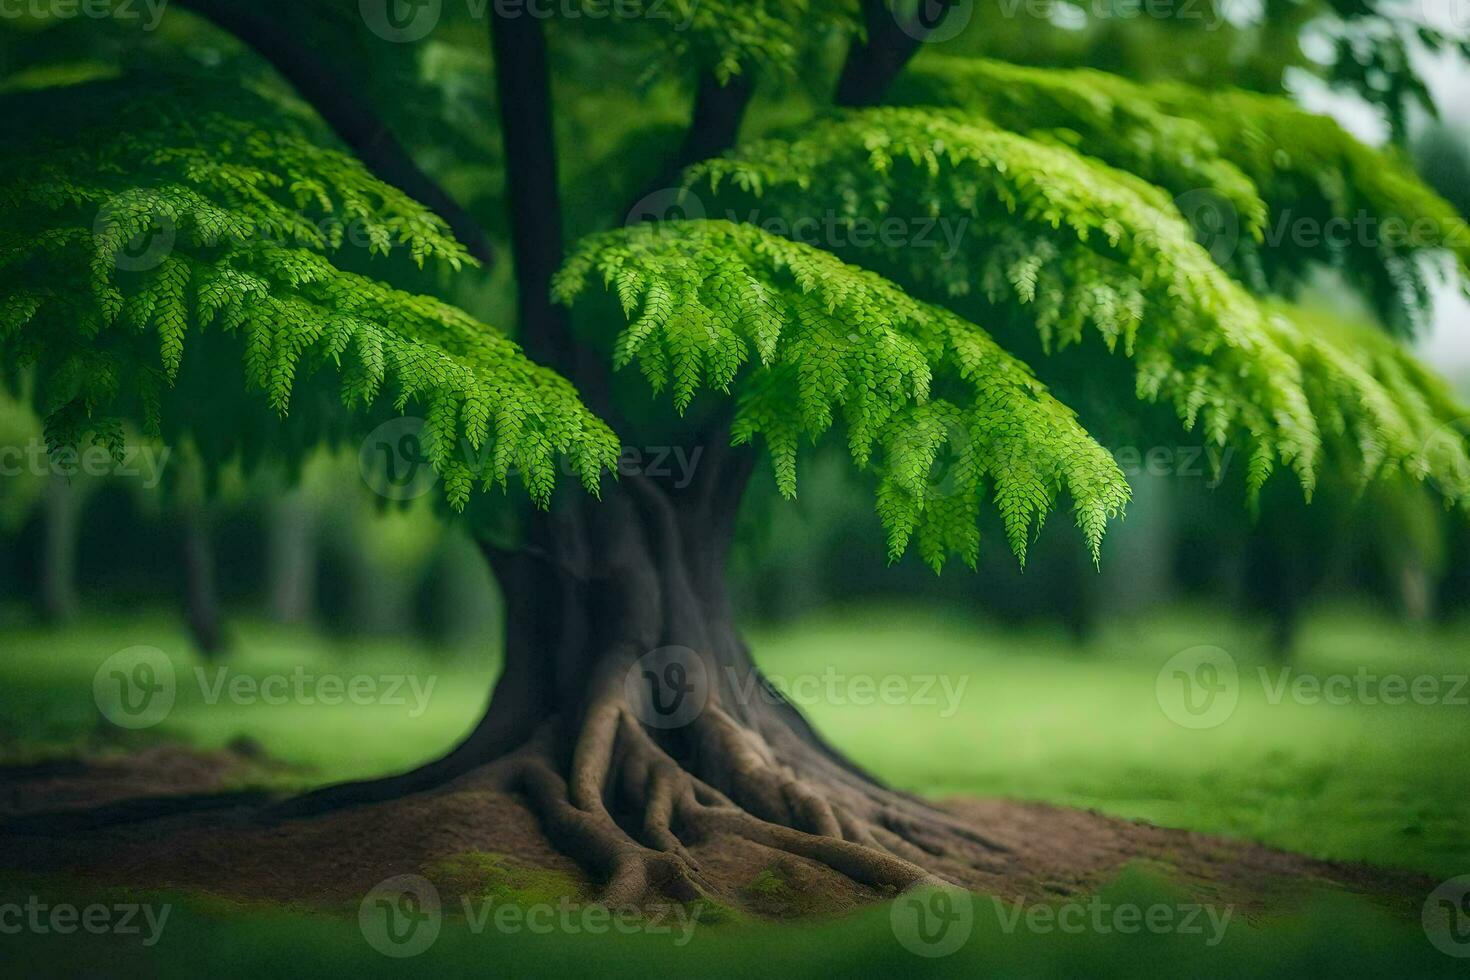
[624,69,756,219]
[488,7,610,402]
[834,0,959,107]
[175,0,494,265]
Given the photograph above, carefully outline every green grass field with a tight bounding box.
[2,604,1469,976]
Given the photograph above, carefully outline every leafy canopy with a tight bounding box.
[888,54,1470,334]
[678,105,1470,513]
[5,11,1470,572]
[555,219,1130,568]
[0,78,618,508]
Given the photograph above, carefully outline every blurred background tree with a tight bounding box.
[0,0,1466,657]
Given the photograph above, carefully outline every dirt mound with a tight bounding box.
[0,747,1434,920]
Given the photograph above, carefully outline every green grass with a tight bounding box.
[0,617,492,785]
[1,866,1465,979]
[2,604,1469,976]
[3,604,1469,874]
[761,605,1470,877]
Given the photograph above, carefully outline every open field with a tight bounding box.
[2,604,1468,975]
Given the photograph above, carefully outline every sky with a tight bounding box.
[1290,4,1470,381]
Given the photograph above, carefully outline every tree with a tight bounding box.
[4,0,1470,904]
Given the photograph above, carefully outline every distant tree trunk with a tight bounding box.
[1061,545,1099,644]
[38,474,80,624]
[1396,558,1434,624]
[266,491,317,625]
[1248,541,1300,661]
[180,503,227,657]
[1245,522,1313,662]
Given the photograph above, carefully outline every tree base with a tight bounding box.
[0,740,1433,921]
[255,650,1012,908]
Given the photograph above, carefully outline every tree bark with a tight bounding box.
[262,6,1017,904]
[623,70,756,218]
[834,0,961,107]
[274,444,1009,903]
[488,9,572,365]
[175,0,494,265]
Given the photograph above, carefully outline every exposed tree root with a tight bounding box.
[3,457,1025,910]
[461,659,1014,907]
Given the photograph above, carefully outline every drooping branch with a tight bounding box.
[174,0,494,266]
[834,0,961,107]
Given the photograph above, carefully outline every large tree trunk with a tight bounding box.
[273,445,1008,904]
[269,0,1002,907]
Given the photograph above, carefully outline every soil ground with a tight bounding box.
[0,744,1433,921]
